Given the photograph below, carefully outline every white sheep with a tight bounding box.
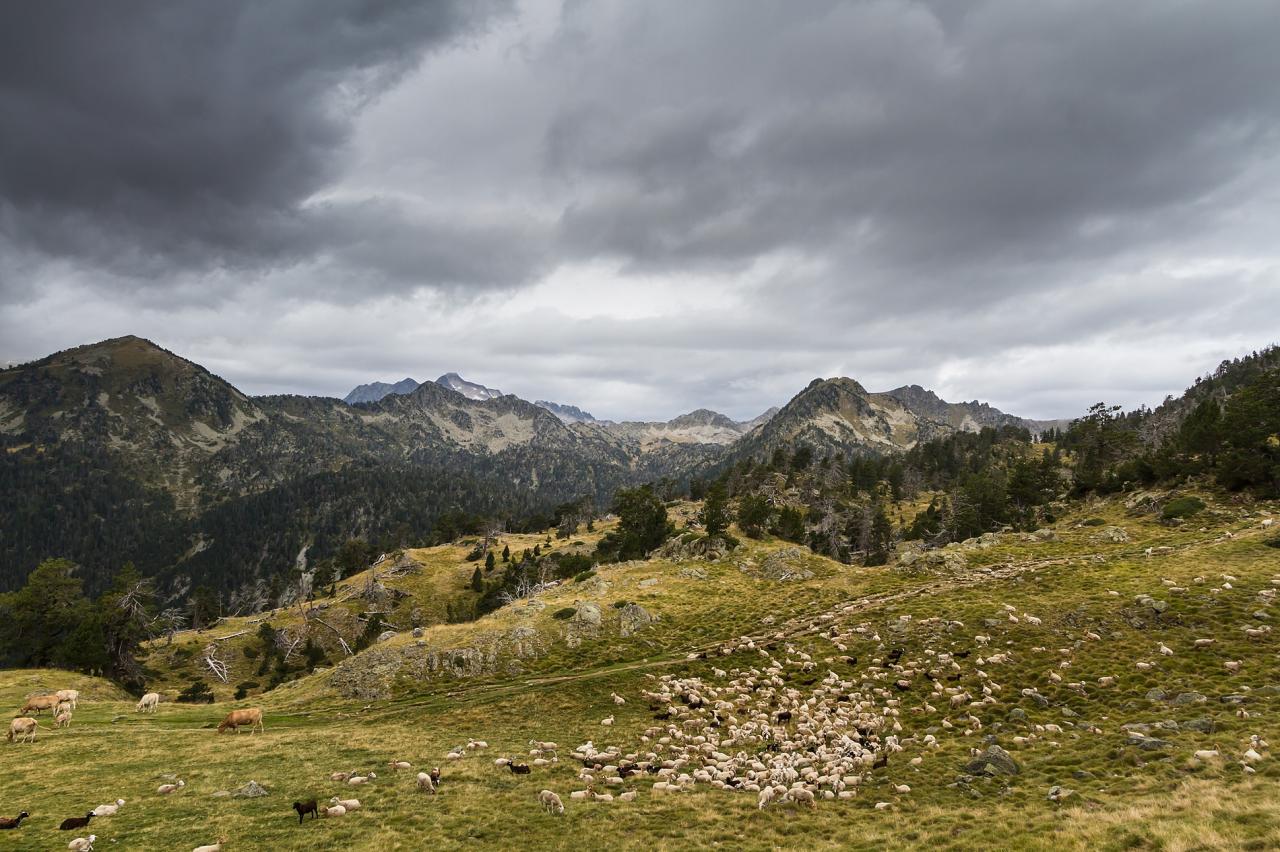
[388,760,412,770]
[325,804,347,818]
[600,715,614,726]
[136,692,160,713]
[92,799,125,817]
[157,780,185,795]
[416,772,436,794]
[348,772,375,785]
[538,789,565,814]
[611,692,626,706]
[330,797,361,811]
[67,835,96,851]
[191,839,225,852]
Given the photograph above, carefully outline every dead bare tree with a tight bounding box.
[202,644,229,683]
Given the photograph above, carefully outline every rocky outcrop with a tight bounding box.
[743,547,815,582]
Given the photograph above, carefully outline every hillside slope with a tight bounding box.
[1,490,1277,849]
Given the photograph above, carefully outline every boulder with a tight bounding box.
[1090,526,1129,543]
[1171,691,1207,706]
[1126,734,1172,750]
[617,603,654,638]
[964,745,1020,776]
[1047,785,1074,803]
[749,548,815,582]
[233,780,269,798]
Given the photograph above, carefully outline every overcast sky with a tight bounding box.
[2,0,1278,421]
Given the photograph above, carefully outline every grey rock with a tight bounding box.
[1146,688,1169,702]
[1047,785,1075,802]
[233,780,269,798]
[411,627,424,638]
[1126,734,1172,750]
[1220,694,1248,704]
[1090,526,1129,543]
[964,744,1021,776]
[1172,692,1207,706]
[1071,770,1095,780]
[1181,718,1216,733]
[1007,708,1028,723]
[617,602,654,638]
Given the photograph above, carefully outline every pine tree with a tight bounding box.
[472,566,485,592]
[700,482,732,537]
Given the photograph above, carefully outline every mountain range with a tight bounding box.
[1,335,1071,602]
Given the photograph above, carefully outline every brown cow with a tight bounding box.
[20,694,60,715]
[7,717,37,743]
[217,707,264,734]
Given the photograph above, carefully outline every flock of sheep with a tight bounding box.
[3,517,1275,846]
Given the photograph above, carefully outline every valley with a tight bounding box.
[1,489,1277,849]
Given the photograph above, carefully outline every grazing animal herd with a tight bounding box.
[4,688,259,848]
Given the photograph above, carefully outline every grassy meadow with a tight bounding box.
[2,491,1279,850]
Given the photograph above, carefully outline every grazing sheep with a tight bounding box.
[874,802,892,810]
[330,797,361,811]
[388,760,412,770]
[59,812,95,831]
[538,790,565,814]
[1194,750,1220,761]
[325,804,347,818]
[92,800,125,817]
[785,788,816,810]
[416,772,436,794]
[217,707,264,734]
[466,740,488,750]
[191,839,225,852]
[508,762,532,775]
[293,800,318,823]
[0,811,29,829]
[136,693,160,713]
[619,791,637,802]
[56,689,80,710]
[157,780,185,795]
[67,834,96,851]
[7,717,38,743]
[20,694,60,715]
[757,786,779,809]
[329,771,352,782]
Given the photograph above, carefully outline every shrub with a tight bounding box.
[233,681,260,700]
[1081,517,1106,527]
[612,600,631,609]
[1162,496,1206,520]
[176,679,215,704]
[573,569,596,583]
[1265,533,1280,549]
[551,607,577,620]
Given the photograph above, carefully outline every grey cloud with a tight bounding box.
[0,0,512,287]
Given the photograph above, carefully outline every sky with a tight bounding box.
[2,0,1279,422]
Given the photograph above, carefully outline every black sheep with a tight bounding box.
[59,812,94,831]
[292,800,318,824]
[0,812,28,830]
[429,767,442,789]
[508,762,532,775]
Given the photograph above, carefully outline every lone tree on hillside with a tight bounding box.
[595,484,673,561]
[700,482,732,537]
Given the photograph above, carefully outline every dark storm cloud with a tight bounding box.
[2,0,1279,422]
[0,0,511,288]
[551,0,1280,285]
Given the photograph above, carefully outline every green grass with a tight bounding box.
[2,494,1279,850]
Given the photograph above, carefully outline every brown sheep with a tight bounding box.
[217,707,264,734]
